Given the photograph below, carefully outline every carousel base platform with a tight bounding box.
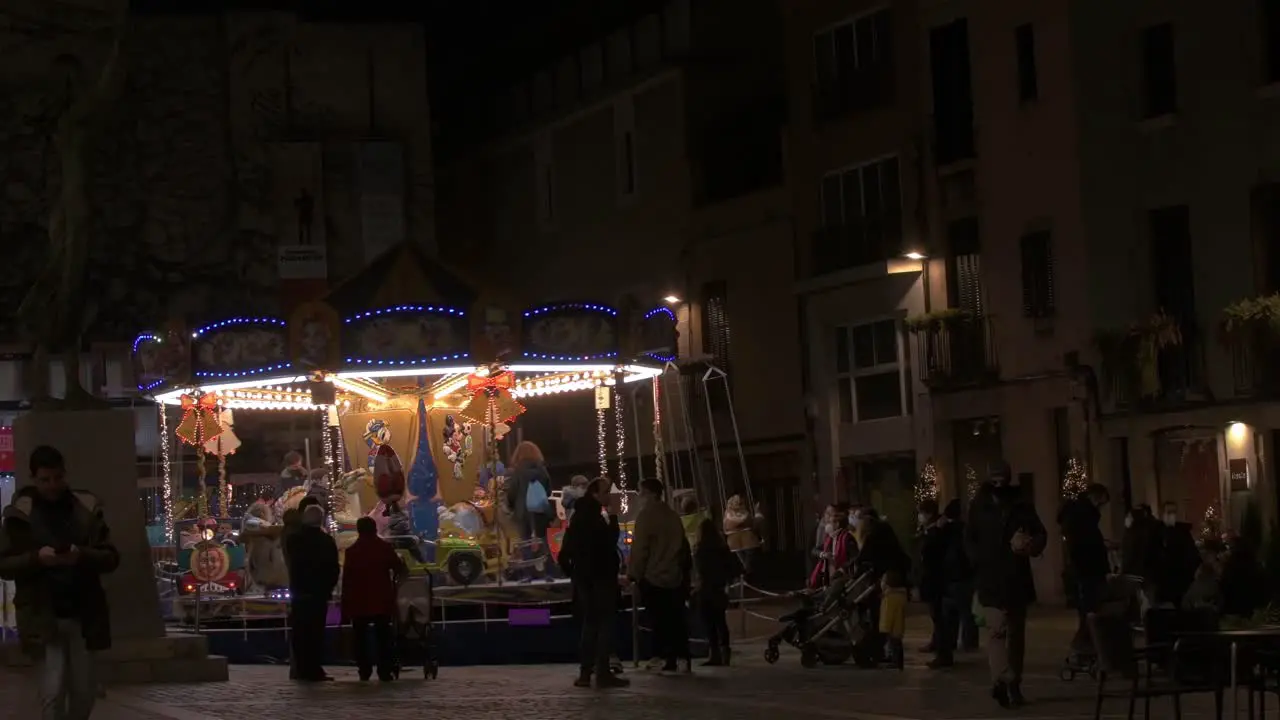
[187,580,704,666]
[1,632,228,683]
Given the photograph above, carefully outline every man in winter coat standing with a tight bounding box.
[629,479,692,674]
[966,462,1046,709]
[341,517,406,681]
[0,445,120,720]
[559,477,629,688]
[286,504,340,681]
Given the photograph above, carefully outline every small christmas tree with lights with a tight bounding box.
[1062,457,1089,500]
[965,464,981,499]
[914,460,939,506]
[1202,501,1222,545]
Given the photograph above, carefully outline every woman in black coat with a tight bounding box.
[694,519,740,666]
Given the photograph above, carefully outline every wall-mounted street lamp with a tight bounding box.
[902,250,930,311]
[663,295,681,304]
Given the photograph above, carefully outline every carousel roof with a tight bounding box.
[322,243,481,314]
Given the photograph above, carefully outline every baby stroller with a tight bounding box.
[764,569,880,668]
[1060,572,1143,681]
[393,573,440,679]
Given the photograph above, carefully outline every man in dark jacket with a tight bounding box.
[1058,483,1110,658]
[1156,502,1200,607]
[286,504,340,682]
[559,477,629,689]
[966,462,1046,709]
[919,499,967,668]
[0,445,120,720]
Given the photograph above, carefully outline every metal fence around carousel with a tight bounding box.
[166,578,785,666]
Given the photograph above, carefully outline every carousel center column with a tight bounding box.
[9,409,227,683]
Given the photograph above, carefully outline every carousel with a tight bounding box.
[132,249,701,626]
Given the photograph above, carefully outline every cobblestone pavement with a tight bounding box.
[0,611,1241,720]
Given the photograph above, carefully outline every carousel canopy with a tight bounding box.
[132,245,677,406]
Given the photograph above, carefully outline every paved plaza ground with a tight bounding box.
[0,609,1244,720]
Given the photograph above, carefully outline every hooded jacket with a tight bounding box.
[0,486,120,656]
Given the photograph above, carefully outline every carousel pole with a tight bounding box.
[488,392,503,587]
[159,404,174,544]
[629,385,646,487]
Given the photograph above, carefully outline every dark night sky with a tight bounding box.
[130,0,669,123]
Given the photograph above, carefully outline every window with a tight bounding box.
[929,18,975,163]
[835,319,906,423]
[1141,23,1177,118]
[620,131,636,195]
[812,9,894,115]
[1015,23,1038,102]
[946,217,984,314]
[581,44,604,91]
[1264,0,1280,84]
[701,281,731,376]
[535,134,554,225]
[1019,230,1055,318]
[819,156,903,251]
[1149,204,1194,322]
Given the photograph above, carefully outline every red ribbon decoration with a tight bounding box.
[466,371,516,393]
[176,393,223,447]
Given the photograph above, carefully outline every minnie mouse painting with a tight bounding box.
[440,414,474,480]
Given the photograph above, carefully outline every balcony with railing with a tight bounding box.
[808,215,903,277]
[1224,297,1280,398]
[908,311,998,390]
[1096,313,1204,409]
[811,66,896,125]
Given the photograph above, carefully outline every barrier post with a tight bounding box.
[631,583,640,667]
[738,580,747,638]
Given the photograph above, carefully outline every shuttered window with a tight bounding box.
[701,281,731,375]
[1019,230,1055,318]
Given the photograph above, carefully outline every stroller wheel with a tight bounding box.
[763,645,780,664]
[800,647,820,668]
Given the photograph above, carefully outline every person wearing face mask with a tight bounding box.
[809,503,854,589]
[1155,502,1200,608]
[965,461,1046,709]
[1057,482,1110,662]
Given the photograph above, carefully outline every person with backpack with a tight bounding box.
[505,441,553,581]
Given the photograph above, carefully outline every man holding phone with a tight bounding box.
[0,445,120,720]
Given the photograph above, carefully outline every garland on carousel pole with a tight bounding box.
[175,392,223,520]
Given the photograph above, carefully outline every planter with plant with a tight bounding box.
[1221,294,1280,394]
[1093,310,1182,401]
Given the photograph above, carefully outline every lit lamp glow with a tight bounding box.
[663,295,681,304]
[903,251,927,260]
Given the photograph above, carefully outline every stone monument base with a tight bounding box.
[1,632,228,683]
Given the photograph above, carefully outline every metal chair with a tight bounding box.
[1089,611,1225,720]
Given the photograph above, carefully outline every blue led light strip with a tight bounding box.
[343,353,471,366]
[344,305,466,323]
[643,306,676,322]
[521,351,618,362]
[192,317,286,338]
[523,302,618,318]
[132,333,161,353]
[194,362,293,379]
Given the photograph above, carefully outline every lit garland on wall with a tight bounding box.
[1202,501,1222,543]
[1062,457,1089,499]
[651,377,665,485]
[321,407,337,533]
[596,408,608,478]
[965,464,980,499]
[914,460,938,506]
[159,405,173,543]
[613,384,628,513]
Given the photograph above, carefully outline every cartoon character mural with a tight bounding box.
[364,419,392,471]
[441,415,474,480]
[408,398,440,542]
